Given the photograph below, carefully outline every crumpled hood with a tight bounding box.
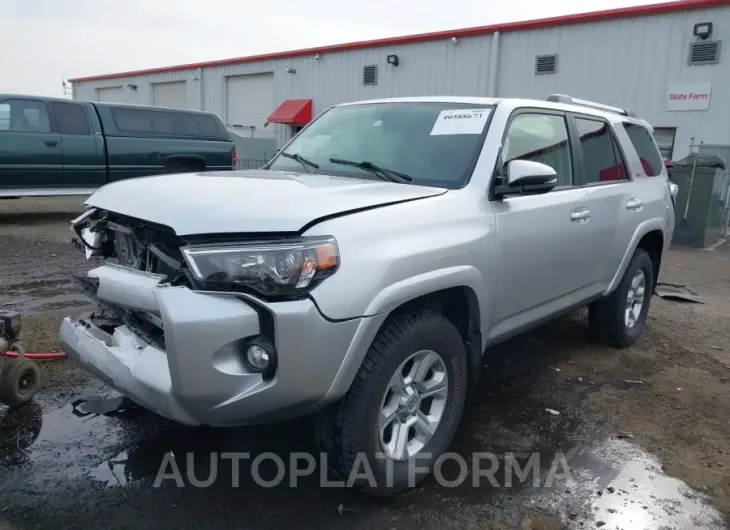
[86,170,447,236]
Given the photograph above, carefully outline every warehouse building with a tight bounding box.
[70,0,729,163]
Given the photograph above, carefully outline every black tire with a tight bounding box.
[164,160,205,174]
[315,310,468,496]
[0,359,41,407]
[589,248,654,348]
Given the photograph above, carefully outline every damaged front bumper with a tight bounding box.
[60,264,366,426]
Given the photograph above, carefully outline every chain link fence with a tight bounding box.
[235,158,269,170]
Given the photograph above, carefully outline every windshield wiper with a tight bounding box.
[329,158,412,183]
[280,152,319,173]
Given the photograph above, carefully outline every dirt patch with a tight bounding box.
[554,244,730,518]
[2,197,730,528]
[1,198,93,396]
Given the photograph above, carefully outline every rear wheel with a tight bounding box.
[164,160,205,174]
[589,248,654,348]
[315,311,467,496]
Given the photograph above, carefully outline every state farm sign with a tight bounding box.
[666,82,712,111]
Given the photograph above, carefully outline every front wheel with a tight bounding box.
[589,248,654,348]
[316,310,467,496]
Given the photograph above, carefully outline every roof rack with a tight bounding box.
[546,94,636,118]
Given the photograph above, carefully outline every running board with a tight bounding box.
[0,188,96,198]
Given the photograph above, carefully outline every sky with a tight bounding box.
[1,0,666,97]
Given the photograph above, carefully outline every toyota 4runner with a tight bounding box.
[60,94,677,494]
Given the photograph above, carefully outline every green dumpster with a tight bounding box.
[670,154,727,248]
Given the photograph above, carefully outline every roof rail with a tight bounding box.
[546,94,636,118]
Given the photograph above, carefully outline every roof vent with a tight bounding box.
[688,41,721,65]
[363,65,378,85]
[535,54,558,75]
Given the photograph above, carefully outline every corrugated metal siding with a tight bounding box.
[498,6,730,159]
[72,5,730,157]
[74,68,199,108]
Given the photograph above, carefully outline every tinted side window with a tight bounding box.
[194,114,223,137]
[623,123,664,177]
[575,118,626,184]
[151,112,200,136]
[111,107,201,136]
[112,108,153,134]
[0,103,8,130]
[0,99,51,133]
[52,102,91,135]
[503,113,574,187]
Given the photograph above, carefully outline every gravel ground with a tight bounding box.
[1,197,729,529]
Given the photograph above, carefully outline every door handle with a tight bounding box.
[44,140,59,147]
[626,198,644,210]
[570,207,591,223]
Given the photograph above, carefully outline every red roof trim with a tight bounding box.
[267,99,313,125]
[69,0,725,83]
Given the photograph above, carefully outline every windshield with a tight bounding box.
[266,102,493,188]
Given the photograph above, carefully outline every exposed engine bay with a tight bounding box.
[71,208,190,285]
[70,208,193,348]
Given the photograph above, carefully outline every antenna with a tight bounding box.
[61,78,72,96]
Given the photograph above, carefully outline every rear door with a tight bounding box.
[50,101,106,188]
[568,114,635,288]
[0,98,62,190]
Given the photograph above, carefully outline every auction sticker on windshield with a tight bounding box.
[430,108,491,136]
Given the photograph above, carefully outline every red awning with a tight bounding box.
[267,99,312,126]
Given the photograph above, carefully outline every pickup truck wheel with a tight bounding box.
[589,248,654,348]
[315,310,467,496]
[164,160,204,174]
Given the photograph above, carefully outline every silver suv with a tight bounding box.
[61,95,676,494]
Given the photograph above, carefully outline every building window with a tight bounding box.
[363,65,378,85]
[535,54,558,75]
[688,41,721,65]
[652,127,676,159]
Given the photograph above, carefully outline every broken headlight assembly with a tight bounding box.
[182,237,339,298]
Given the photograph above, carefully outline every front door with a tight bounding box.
[488,110,598,341]
[0,98,63,190]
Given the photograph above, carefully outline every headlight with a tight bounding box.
[182,237,339,298]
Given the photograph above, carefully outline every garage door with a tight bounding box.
[152,81,188,109]
[96,86,124,102]
[226,73,274,138]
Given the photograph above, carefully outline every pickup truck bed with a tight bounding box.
[0,94,235,197]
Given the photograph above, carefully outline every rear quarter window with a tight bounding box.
[111,107,201,137]
[622,123,664,176]
[194,114,226,138]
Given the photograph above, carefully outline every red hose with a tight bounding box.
[1,351,66,360]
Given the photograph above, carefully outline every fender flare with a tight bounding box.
[163,155,206,170]
[363,265,489,320]
[604,218,666,295]
[324,266,490,400]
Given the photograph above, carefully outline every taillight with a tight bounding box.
[232,148,237,169]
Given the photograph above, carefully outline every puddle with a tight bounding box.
[0,315,727,529]
[536,439,725,529]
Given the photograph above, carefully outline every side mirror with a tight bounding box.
[494,160,558,198]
